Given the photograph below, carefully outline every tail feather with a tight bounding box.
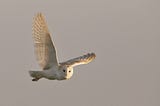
[29,71,43,81]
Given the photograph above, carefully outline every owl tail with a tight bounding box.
[29,71,44,81]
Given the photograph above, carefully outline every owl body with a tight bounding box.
[30,65,74,81]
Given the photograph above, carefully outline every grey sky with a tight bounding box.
[0,0,159,106]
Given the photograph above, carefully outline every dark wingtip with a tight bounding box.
[85,52,96,62]
[88,52,96,59]
[91,52,96,58]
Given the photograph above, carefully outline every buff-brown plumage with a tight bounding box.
[60,53,96,67]
[32,13,59,70]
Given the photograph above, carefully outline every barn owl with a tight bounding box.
[29,13,96,81]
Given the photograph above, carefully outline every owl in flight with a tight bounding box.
[29,13,96,81]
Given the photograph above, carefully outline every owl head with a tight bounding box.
[58,65,73,80]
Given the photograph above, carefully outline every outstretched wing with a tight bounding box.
[60,53,96,67]
[32,13,59,70]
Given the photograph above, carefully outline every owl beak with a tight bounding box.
[63,75,67,79]
[64,76,70,79]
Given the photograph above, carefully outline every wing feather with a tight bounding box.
[32,13,59,70]
[60,53,96,67]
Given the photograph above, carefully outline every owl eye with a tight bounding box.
[63,70,65,72]
[69,70,71,73]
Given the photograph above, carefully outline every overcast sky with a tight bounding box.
[0,0,159,106]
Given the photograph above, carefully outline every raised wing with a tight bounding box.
[32,13,59,70]
[60,53,96,67]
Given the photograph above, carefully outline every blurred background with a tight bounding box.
[0,0,159,106]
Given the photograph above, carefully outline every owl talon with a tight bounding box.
[32,78,39,81]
